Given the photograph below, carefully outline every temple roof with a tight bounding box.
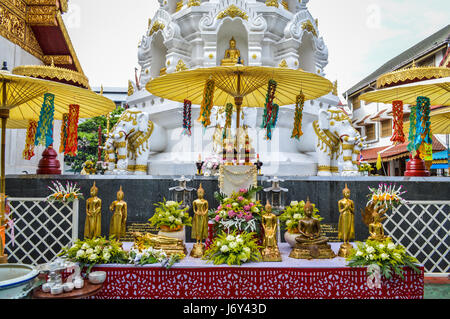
[345,24,450,97]
[0,0,85,76]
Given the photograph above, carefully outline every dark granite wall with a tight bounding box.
[5,175,450,242]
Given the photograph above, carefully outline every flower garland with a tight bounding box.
[390,100,405,144]
[261,80,278,140]
[414,96,432,156]
[346,239,420,280]
[182,99,192,136]
[291,91,305,139]
[203,230,262,266]
[222,103,233,139]
[59,113,69,154]
[198,78,215,128]
[34,93,55,148]
[406,105,417,154]
[65,104,80,157]
[22,120,37,160]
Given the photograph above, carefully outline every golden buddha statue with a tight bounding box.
[84,182,102,239]
[362,202,390,241]
[109,186,127,241]
[221,37,244,66]
[261,201,282,262]
[289,198,335,259]
[133,232,187,257]
[190,184,209,258]
[337,184,355,257]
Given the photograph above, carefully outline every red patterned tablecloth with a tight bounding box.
[89,265,424,299]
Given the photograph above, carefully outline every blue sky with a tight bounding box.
[64,0,450,99]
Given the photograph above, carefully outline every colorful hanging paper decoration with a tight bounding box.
[413,96,431,154]
[261,79,279,140]
[406,105,417,154]
[59,113,69,153]
[22,120,37,160]
[34,93,55,147]
[182,99,192,136]
[291,91,305,139]
[65,104,80,157]
[222,103,233,139]
[198,78,215,128]
[261,79,278,129]
[390,100,405,145]
[264,103,279,140]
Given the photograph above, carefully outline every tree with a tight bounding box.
[64,106,125,173]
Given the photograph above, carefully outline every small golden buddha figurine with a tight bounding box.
[190,184,209,258]
[362,202,391,241]
[221,37,244,66]
[289,198,335,260]
[109,186,127,241]
[84,182,102,239]
[261,201,282,262]
[337,184,355,257]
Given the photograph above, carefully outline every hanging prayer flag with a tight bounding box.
[59,113,69,153]
[198,78,215,128]
[390,100,405,144]
[182,99,192,136]
[65,104,80,157]
[34,93,55,147]
[291,91,305,139]
[22,120,37,160]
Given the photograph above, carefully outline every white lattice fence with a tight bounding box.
[4,198,79,266]
[385,200,449,275]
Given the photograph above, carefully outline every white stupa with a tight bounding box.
[127,0,344,176]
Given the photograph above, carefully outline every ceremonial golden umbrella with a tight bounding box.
[359,77,450,134]
[147,65,333,128]
[0,69,115,261]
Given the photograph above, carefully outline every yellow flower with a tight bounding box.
[373,195,378,201]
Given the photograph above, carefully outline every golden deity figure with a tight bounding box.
[362,202,391,242]
[221,37,244,66]
[84,182,102,239]
[133,232,187,257]
[261,201,282,262]
[289,198,335,260]
[109,186,127,241]
[190,184,209,258]
[337,184,355,257]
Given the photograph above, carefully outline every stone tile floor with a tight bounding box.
[424,276,450,299]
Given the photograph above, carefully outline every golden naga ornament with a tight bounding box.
[190,184,209,258]
[337,184,355,258]
[361,201,391,242]
[109,186,128,241]
[289,198,335,260]
[261,201,282,262]
[84,182,102,239]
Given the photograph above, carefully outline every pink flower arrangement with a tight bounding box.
[210,188,264,234]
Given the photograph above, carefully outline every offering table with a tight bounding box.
[87,243,424,299]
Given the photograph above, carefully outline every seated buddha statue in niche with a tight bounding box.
[221,37,244,66]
